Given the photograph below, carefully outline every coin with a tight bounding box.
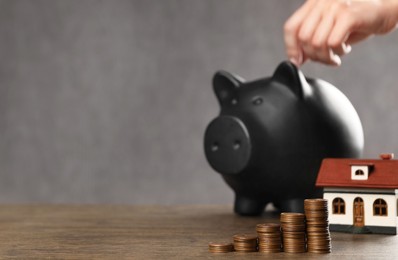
[256,223,281,233]
[280,212,307,253]
[208,242,234,253]
[233,234,257,241]
[233,234,258,252]
[304,199,332,254]
[256,223,281,253]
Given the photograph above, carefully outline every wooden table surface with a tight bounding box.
[0,205,396,259]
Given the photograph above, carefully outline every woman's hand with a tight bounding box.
[284,0,398,66]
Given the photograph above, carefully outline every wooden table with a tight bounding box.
[0,205,396,259]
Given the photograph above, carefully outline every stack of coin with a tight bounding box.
[304,199,331,254]
[280,213,306,253]
[208,242,234,253]
[233,234,258,252]
[256,223,282,253]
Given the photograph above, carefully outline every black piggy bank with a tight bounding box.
[204,61,364,216]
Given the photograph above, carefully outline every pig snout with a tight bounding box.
[204,116,252,175]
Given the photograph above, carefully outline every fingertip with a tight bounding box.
[342,43,352,54]
[288,51,304,67]
[331,53,342,66]
[289,57,300,67]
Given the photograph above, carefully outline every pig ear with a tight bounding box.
[213,71,244,105]
[272,61,309,99]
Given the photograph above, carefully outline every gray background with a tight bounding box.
[1,0,397,204]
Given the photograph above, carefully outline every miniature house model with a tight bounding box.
[316,153,398,235]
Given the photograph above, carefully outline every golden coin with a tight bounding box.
[233,234,258,241]
[304,198,328,204]
[256,223,281,233]
[208,242,234,253]
[280,212,305,220]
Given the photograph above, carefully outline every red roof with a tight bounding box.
[316,158,398,189]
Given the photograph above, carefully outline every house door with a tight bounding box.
[353,197,364,227]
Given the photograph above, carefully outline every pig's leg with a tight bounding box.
[278,198,304,213]
[234,195,265,216]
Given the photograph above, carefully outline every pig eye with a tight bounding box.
[211,142,219,152]
[233,140,241,150]
[252,96,263,106]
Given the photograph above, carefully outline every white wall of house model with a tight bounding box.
[324,188,398,227]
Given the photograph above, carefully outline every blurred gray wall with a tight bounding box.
[1,0,398,204]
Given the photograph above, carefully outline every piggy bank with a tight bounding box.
[204,61,364,216]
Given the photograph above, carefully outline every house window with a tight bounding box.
[333,197,345,214]
[373,199,388,216]
[351,165,371,180]
[355,169,364,176]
